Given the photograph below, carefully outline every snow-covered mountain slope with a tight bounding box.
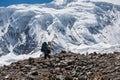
[0,0,120,66]
[91,0,120,5]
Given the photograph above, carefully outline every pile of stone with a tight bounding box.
[0,51,120,80]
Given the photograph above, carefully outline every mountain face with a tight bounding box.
[0,0,120,56]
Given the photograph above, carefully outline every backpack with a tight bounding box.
[46,46,51,54]
[41,42,48,52]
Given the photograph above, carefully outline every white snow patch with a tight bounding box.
[0,51,42,66]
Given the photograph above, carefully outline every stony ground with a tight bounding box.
[0,51,120,80]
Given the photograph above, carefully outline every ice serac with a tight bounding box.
[0,0,120,56]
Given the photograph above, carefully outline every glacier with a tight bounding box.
[0,0,120,66]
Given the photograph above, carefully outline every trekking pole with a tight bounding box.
[29,34,44,54]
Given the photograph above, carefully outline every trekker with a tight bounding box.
[41,42,51,59]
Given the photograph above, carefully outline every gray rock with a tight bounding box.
[56,75,64,80]
[29,71,38,76]
[65,75,73,80]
